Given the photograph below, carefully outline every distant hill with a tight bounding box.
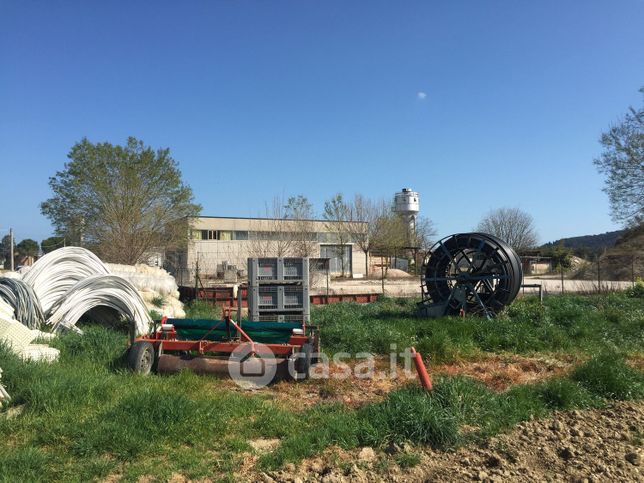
[541,230,625,257]
[543,225,643,281]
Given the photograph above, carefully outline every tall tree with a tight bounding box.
[323,193,352,276]
[0,234,14,266]
[41,236,65,254]
[283,195,314,220]
[248,196,293,258]
[41,137,201,264]
[16,239,39,258]
[284,195,318,257]
[594,87,644,226]
[476,207,538,251]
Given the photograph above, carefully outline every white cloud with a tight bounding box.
[417,91,427,100]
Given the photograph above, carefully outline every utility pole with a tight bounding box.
[9,228,14,271]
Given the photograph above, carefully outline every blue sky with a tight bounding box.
[1,0,643,245]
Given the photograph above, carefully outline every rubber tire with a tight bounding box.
[128,341,155,375]
[293,342,313,381]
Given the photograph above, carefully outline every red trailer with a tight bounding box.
[127,309,318,383]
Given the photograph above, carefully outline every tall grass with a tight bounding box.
[0,293,642,480]
[314,293,644,360]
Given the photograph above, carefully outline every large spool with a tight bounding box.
[419,232,523,317]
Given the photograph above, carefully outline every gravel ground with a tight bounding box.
[256,401,643,482]
[311,277,632,297]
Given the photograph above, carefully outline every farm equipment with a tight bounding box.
[128,308,319,383]
[419,232,523,318]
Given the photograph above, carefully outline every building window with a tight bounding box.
[234,231,249,240]
[191,230,203,240]
[219,231,233,241]
[320,245,352,275]
[199,230,217,240]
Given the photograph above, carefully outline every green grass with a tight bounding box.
[184,299,221,319]
[314,293,644,361]
[0,293,642,481]
[151,295,166,308]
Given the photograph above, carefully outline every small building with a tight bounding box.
[166,216,367,286]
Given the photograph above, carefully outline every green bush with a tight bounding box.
[572,352,644,400]
[184,300,220,319]
[627,279,644,298]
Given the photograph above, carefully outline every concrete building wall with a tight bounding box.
[169,216,367,285]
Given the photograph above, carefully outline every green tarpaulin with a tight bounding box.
[165,319,300,344]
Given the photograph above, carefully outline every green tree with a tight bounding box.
[41,236,65,254]
[594,87,644,226]
[0,234,14,266]
[543,242,573,271]
[41,137,201,264]
[283,195,314,219]
[284,195,317,257]
[16,239,39,258]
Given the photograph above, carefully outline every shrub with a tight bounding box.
[572,352,644,400]
[185,300,220,319]
[627,279,644,298]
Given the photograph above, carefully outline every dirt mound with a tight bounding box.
[256,401,643,482]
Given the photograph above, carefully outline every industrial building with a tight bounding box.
[166,216,368,285]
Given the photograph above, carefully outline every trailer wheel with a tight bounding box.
[128,341,155,375]
[293,342,313,381]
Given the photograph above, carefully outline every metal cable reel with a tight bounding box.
[419,233,523,318]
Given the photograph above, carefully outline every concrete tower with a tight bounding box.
[393,188,420,235]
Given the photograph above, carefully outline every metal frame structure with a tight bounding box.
[137,310,312,357]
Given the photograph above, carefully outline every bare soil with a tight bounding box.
[255,401,643,482]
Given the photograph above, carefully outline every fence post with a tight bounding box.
[597,257,601,294]
[560,264,564,295]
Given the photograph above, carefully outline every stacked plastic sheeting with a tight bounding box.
[0,247,152,336]
[106,263,186,318]
[23,247,110,314]
[48,275,151,335]
[0,278,45,329]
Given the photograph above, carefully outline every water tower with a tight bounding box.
[393,188,420,236]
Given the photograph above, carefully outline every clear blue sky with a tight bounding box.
[1,1,643,245]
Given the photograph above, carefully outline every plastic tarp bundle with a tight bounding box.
[47,275,151,335]
[0,314,37,353]
[105,263,179,296]
[20,344,60,363]
[22,247,110,315]
[0,302,59,363]
[0,278,45,330]
[106,263,185,318]
[0,298,14,321]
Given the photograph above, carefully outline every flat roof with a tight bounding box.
[190,215,366,224]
